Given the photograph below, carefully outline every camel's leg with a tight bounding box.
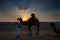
[28,25,32,35]
[36,25,39,35]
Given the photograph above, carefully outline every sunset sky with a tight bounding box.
[0,0,60,22]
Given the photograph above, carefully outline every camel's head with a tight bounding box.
[17,17,22,22]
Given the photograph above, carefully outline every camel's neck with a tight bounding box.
[20,18,23,23]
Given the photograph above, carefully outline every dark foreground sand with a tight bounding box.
[0,31,60,40]
[0,22,60,40]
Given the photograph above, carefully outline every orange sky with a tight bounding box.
[0,0,60,22]
[0,8,60,22]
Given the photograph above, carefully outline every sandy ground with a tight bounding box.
[0,31,60,40]
[0,22,60,40]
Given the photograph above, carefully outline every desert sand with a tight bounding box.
[0,22,60,40]
[0,31,60,40]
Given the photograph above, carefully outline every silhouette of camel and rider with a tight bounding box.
[16,13,40,38]
[16,13,60,38]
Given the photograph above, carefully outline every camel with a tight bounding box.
[50,23,60,37]
[17,13,40,35]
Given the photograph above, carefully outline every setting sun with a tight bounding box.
[21,15,29,22]
[17,9,30,22]
[22,17,28,21]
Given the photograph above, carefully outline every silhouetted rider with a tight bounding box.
[31,13,35,18]
[28,13,39,24]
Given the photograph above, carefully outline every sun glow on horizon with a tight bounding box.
[16,9,30,22]
[21,15,29,22]
[22,17,28,21]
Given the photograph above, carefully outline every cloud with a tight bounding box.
[16,0,31,10]
[0,0,60,22]
[0,0,32,16]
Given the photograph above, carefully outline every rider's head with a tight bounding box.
[31,13,35,18]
